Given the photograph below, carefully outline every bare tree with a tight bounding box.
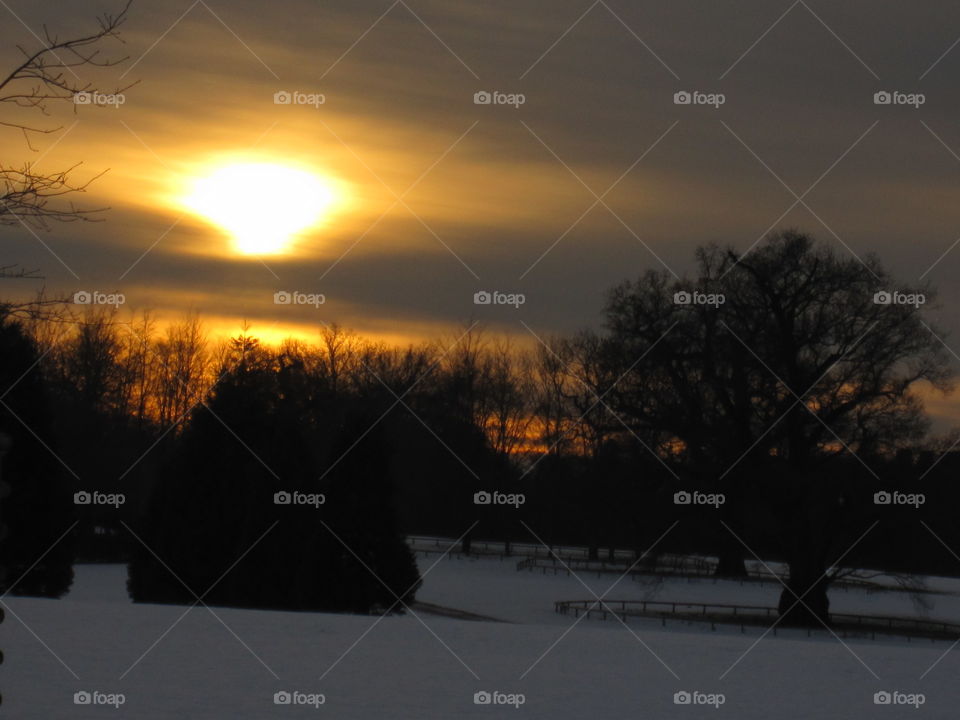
[0,1,134,228]
[603,231,955,626]
[153,314,211,429]
[0,267,68,321]
[530,336,577,456]
[119,310,157,427]
[317,323,360,395]
[59,308,125,413]
[482,339,535,458]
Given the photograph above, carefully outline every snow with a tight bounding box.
[4,556,960,718]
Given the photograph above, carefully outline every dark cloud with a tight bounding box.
[3,0,960,424]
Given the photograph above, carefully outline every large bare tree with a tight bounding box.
[602,231,954,626]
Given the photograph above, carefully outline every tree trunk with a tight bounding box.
[778,555,830,627]
[715,526,748,578]
[775,466,836,628]
[715,551,748,578]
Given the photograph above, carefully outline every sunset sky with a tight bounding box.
[3,0,960,421]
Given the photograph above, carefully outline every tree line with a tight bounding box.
[1,232,959,624]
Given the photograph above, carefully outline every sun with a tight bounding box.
[182,162,338,255]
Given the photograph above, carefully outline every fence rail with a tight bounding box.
[554,599,960,640]
[406,536,635,561]
[516,555,718,576]
[407,536,941,595]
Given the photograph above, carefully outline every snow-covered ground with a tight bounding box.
[4,557,960,719]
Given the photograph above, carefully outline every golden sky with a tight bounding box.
[3,0,960,426]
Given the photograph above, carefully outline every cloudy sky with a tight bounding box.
[3,0,960,419]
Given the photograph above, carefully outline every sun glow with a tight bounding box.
[182,162,338,255]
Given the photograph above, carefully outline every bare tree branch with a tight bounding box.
[0,1,135,229]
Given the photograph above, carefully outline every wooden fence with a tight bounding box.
[554,599,960,640]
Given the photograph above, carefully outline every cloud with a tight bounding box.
[3,0,960,379]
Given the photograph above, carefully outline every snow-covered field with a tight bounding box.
[5,556,960,719]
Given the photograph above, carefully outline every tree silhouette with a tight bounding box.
[601,231,952,625]
[0,316,74,596]
[128,332,420,612]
